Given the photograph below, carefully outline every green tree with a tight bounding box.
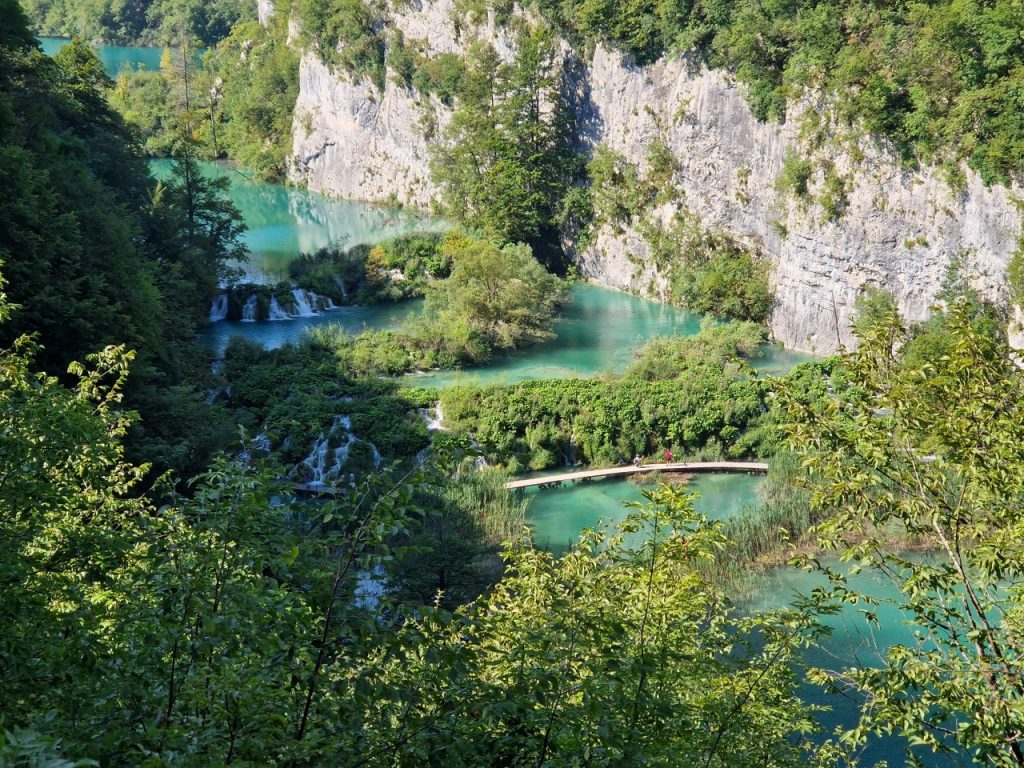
[208,17,300,179]
[354,486,830,766]
[421,238,569,357]
[783,300,1024,765]
[431,27,578,253]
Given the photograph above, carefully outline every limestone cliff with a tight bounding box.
[573,46,1022,352]
[285,1,1022,353]
[289,0,517,208]
[256,0,275,26]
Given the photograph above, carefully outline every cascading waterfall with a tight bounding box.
[241,294,258,322]
[268,296,291,320]
[209,294,229,322]
[334,276,348,300]
[301,415,383,486]
[418,401,444,431]
[292,288,318,316]
[219,286,339,323]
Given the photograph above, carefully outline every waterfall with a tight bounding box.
[239,432,272,466]
[469,435,489,471]
[209,294,228,323]
[301,415,384,486]
[418,401,445,431]
[335,276,348,300]
[241,294,258,322]
[564,435,577,467]
[368,442,382,470]
[268,296,291,320]
[302,430,333,487]
[292,288,318,316]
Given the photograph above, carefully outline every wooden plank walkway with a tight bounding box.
[505,461,769,490]
[290,461,769,496]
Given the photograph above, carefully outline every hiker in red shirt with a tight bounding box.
[664,449,672,463]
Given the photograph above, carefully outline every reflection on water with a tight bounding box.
[149,159,445,282]
[407,284,817,388]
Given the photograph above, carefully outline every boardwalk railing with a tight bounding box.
[505,461,769,490]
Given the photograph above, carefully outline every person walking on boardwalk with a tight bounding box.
[664,448,672,463]
[633,453,643,468]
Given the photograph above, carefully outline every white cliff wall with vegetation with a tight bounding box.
[282,0,1022,353]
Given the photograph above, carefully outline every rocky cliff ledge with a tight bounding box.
[283,0,1022,353]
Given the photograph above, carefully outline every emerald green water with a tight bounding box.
[526,472,765,554]
[149,159,444,281]
[748,562,959,767]
[528,474,950,766]
[40,36,170,74]
[406,285,813,388]
[199,299,423,356]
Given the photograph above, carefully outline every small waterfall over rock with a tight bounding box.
[564,435,578,467]
[301,415,383,486]
[418,401,445,431]
[292,288,319,316]
[239,432,272,466]
[241,295,258,322]
[209,294,229,323]
[334,276,348,300]
[268,296,291,320]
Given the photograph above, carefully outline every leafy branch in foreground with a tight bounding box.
[782,300,1024,766]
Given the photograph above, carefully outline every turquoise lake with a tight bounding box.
[40,35,169,73]
[149,159,444,282]
[524,474,958,767]
[525,472,765,554]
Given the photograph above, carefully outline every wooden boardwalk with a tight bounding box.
[290,461,769,496]
[505,461,769,490]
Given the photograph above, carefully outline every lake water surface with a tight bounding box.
[40,36,171,73]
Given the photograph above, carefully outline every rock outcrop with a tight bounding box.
[286,1,1023,353]
[256,0,274,26]
[572,47,1022,352]
[289,0,518,208]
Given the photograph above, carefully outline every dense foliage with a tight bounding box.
[431,27,580,258]
[111,10,299,180]
[1,281,837,764]
[299,235,570,375]
[0,7,245,478]
[537,0,1024,184]
[23,0,251,46]
[438,322,811,470]
[782,299,1024,765]
[295,0,386,87]
[206,14,300,178]
[288,230,452,304]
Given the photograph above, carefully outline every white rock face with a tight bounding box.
[289,0,521,208]
[573,46,1022,352]
[288,7,1023,352]
[256,0,274,26]
[290,52,446,207]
